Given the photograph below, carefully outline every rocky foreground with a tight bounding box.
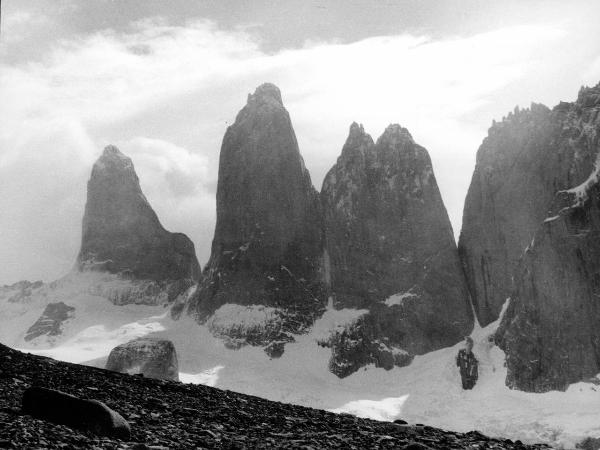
[0,344,548,449]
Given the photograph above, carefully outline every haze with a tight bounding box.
[1,0,600,285]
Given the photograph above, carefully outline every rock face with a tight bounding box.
[77,145,200,283]
[106,338,179,381]
[495,84,600,391]
[188,84,326,349]
[24,302,75,342]
[22,387,131,440]
[458,104,559,326]
[321,123,474,376]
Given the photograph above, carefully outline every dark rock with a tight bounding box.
[459,86,600,327]
[188,83,327,347]
[321,123,473,376]
[494,82,600,391]
[24,302,75,342]
[77,145,200,282]
[21,386,130,440]
[394,419,409,425]
[577,436,600,450]
[106,338,179,381]
[458,103,559,326]
[400,443,432,449]
[264,341,285,358]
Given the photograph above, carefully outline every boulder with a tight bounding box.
[188,83,327,349]
[22,386,130,440]
[106,338,179,381]
[321,123,473,376]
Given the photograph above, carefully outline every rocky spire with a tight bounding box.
[77,145,200,282]
[494,83,600,392]
[188,83,326,351]
[458,103,556,326]
[321,122,473,376]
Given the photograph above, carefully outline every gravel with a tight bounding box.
[0,343,550,449]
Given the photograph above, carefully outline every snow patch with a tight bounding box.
[560,150,600,207]
[20,319,166,363]
[330,396,409,421]
[543,215,560,223]
[311,298,368,343]
[207,304,281,337]
[384,290,417,307]
[180,366,224,387]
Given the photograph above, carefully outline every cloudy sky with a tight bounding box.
[1,0,600,285]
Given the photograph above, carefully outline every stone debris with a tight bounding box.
[0,343,549,449]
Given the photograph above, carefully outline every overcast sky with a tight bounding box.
[1,0,600,285]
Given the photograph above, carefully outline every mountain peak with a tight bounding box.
[189,83,325,351]
[78,147,200,282]
[348,121,366,137]
[321,120,473,377]
[94,145,134,173]
[577,81,600,108]
[338,122,374,163]
[247,83,283,107]
[102,144,124,157]
[380,123,413,142]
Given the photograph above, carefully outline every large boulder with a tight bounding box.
[22,386,131,440]
[321,123,474,376]
[106,338,179,381]
[188,83,327,349]
[496,83,600,391]
[77,145,200,282]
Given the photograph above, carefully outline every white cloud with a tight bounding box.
[0,18,581,284]
[118,137,216,261]
[0,11,47,45]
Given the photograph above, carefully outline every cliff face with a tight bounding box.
[188,84,327,349]
[321,123,474,376]
[77,145,200,283]
[496,84,600,392]
[458,104,561,326]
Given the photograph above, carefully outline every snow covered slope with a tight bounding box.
[2,283,599,449]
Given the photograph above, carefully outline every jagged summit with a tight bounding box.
[102,144,125,156]
[378,123,414,143]
[348,121,365,136]
[346,122,370,142]
[246,82,283,106]
[336,122,374,163]
[321,123,473,376]
[77,145,200,282]
[92,145,136,179]
[576,81,600,105]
